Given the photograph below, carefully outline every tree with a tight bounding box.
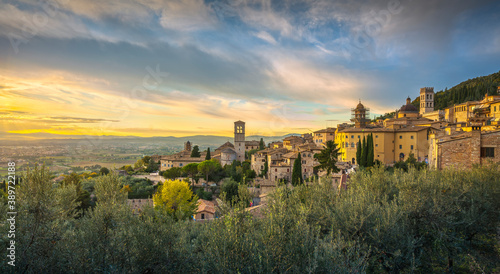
[205,148,211,160]
[134,159,145,170]
[221,178,239,205]
[259,138,265,150]
[62,172,91,213]
[191,145,201,157]
[198,159,221,182]
[183,163,199,186]
[162,167,183,179]
[261,157,269,177]
[367,134,374,167]
[145,160,159,173]
[153,179,198,221]
[291,153,303,186]
[356,139,362,166]
[99,167,110,175]
[360,136,367,167]
[314,140,340,176]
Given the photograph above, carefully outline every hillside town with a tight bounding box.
[153,86,500,187]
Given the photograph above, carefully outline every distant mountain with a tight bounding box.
[0,134,300,149]
[412,70,500,110]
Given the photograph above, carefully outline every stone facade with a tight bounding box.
[430,129,500,169]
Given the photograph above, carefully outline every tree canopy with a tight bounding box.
[198,159,221,182]
[314,140,340,176]
[153,179,198,221]
[291,152,303,186]
[191,145,201,157]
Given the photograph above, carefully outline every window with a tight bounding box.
[352,135,354,138]
[261,166,264,170]
[399,135,402,139]
[275,168,277,172]
[287,169,289,172]
[351,142,355,147]
[481,147,495,158]
[411,135,414,139]
[201,213,205,220]
[399,145,402,149]
[358,135,360,138]
[375,144,378,147]
[180,163,183,167]
[411,145,414,150]
[376,135,378,138]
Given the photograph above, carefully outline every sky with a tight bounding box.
[1,0,499,139]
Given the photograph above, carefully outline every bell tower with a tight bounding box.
[234,121,245,161]
[419,87,434,115]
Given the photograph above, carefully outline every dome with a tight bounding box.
[399,103,418,112]
[356,101,365,110]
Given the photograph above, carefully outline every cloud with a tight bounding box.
[159,0,218,31]
[252,30,278,45]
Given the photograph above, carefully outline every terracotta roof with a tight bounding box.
[399,103,418,112]
[314,127,336,133]
[221,147,236,154]
[245,140,260,146]
[197,199,216,214]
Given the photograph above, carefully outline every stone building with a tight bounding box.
[313,127,336,146]
[429,129,500,169]
[234,120,246,162]
[160,141,207,171]
[419,87,435,115]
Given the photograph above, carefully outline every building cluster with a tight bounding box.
[335,87,500,169]
[155,86,500,182]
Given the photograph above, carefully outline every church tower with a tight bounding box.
[184,141,192,152]
[419,87,434,115]
[351,101,370,128]
[234,121,245,162]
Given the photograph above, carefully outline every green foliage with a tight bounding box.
[162,167,183,179]
[220,178,240,205]
[367,133,374,167]
[99,167,110,175]
[356,139,362,165]
[153,179,198,221]
[291,152,303,186]
[360,136,367,167]
[220,178,252,208]
[121,176,155,199]
[190,145,201,157]
[261,157,269,177]
[205,147,211,160]
[198,159,222,182]
[195,188,213,201]
[2,163,499,273]
[314,140,340,175]
[407,70,500,112]
[182,163,199,186]
[259,138,265,150]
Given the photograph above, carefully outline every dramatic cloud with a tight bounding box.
[0,0,499,139]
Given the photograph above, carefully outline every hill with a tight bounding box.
[412,70,500,110]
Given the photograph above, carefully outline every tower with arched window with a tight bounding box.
[234,120,245,161]
[420,87,434,115]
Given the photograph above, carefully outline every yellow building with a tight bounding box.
[336,126,430,165]
[313,127,336,146]
[335,98,431,165]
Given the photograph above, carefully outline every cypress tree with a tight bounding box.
[205,148,211,160]
[291,152,303,186]
[191,145,201,157]
[360,136,367,167]
[259,138,265,150]
[356,139,362,166]
[367,134,374,167]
